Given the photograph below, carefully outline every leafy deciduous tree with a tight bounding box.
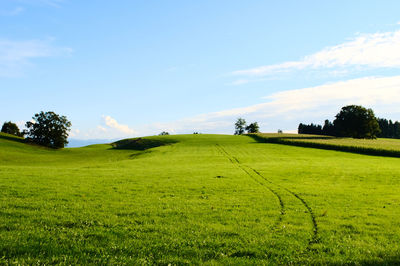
[333,105,380,139]
[298,123,323,135]
[234,118,246,135]
[25,111,71,148]
[246,122,260,133]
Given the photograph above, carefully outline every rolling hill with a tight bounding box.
[1,133,400,264]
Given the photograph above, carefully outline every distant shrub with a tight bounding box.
[1,121,23,137]
[159,131,170,136]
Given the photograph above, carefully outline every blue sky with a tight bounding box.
[2,0,400,140]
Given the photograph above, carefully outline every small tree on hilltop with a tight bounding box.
[25,111,71,148]
[333,105,380,139]
[1,121,23,137]
[246,122,260,133]
[159,131,170,136]
[234,118,246,135]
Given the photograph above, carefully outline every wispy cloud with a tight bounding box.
[0,38,72,77]
[37,0,64,7]
[72,75,400,139]
[171,75,400,134]
[68,128,80,138]
[233,30,400,77]
[150,75,400,132]
[229,79,251,86]
[13,0,65,8]
[0,6,24,16]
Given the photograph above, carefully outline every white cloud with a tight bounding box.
[229,79,250,86]
[97,125,107,132]
[102,115,136,135]
[156,75,400,133]
[233,30,400,77]
[71,75,400,139]
[69,129,80,138]
[15,120,25,129]
[0,38,72,77]
[72,116,137,140]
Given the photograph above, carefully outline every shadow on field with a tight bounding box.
[111,137,178,150]
[248,134,333,141]
[0,134,25,143]
[360,255,400,265]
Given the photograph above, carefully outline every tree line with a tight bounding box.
[377,118,400,138]
[298,105,399,139]
[1,111,71,149]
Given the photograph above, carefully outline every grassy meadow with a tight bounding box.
[1,132,400,264]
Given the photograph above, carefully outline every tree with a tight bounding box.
[322,119,335,136]
[377,118,400,139]
[246,122,260,133]
[159,131,169,135]
[333,105,380,139]
[1,121,23,137]
[298,123,323,135]
[25,111,71,148]
[234,118,246,135]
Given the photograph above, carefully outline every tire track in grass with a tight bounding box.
[247,167,319,245]
[215,144,285,228]
[217,144,319,245]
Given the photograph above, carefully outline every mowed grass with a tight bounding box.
[1,133,400,264]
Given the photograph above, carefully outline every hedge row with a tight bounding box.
[250,134,400,158]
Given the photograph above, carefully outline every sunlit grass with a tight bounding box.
[1,133,400,264]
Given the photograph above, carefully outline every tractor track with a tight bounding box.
[247,166,319,244]
[216,144,319,245]
[215,145,285,228]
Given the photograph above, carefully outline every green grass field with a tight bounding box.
[1,132,400,264]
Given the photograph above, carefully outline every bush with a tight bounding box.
[1,121,23,137]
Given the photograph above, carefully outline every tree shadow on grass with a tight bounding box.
[111,137,178,151]
[0,133,26,143]
[359,255,400,265]
[247,134,334,142]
